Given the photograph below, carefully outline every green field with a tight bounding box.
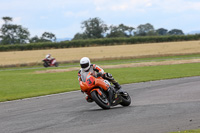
[1,61,200,102]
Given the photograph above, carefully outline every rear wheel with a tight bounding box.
[120,92,131,106]
[91,90,110,109]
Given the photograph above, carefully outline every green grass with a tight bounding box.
[0,69,78,101]
[0,62,200,102]
[94,54,200,65]
[170,129,200,133]
[109,63,200,84]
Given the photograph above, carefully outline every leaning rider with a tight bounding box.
[45,54,55,66]
[78,57,126,102]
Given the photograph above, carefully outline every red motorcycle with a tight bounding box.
[42,58,59,67]
[79,72,131,109]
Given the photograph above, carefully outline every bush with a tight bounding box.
[0,34,200,51]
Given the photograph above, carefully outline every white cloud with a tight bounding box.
[64,11,90,18]
[145,2,152,7]
[92,0,200,12]
[153,0,200,12]
[111,4,129,11]
[93,0,153,12]
[55,24,82,38]
[1,0,200,38]
[29,23,81,38]
[0,0,80,12]
[12,17,22,25]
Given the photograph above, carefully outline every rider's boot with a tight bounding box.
[103,72,127,96]
[85,96,93,103]
[113,82,127,96]
[113,82,121,90]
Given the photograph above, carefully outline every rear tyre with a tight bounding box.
[120,92,131,106]
[91,90,110,109]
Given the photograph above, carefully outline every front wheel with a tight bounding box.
[54,62,59,67]
[120,92,131,106]
[43,62,49,68]
[91,90,110,109]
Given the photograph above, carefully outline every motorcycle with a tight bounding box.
[42,58,59,67]
[79,72,131,109]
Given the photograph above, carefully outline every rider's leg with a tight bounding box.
[103,73,127,95]
[103,73,120,89]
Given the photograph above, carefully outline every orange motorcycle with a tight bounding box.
[79,72,131,109]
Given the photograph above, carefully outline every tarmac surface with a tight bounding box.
[0,76,200,133]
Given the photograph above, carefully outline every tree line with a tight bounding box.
[73,17,184,40]
[0,16,185,45]
[0,17,56,45]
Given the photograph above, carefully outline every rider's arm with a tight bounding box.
[93,64,104,77]
[78,70,82,81]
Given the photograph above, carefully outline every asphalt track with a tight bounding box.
[0,76,200,133]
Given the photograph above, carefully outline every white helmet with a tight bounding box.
[46,54,51,59]
[80,57,91,71]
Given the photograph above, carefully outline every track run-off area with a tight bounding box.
[0,76,200,133]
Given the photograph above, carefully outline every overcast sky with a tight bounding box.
[0,0,200,38]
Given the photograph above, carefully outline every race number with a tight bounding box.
[86,77,94,86]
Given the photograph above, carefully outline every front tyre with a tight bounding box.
[120,92,131,106]
[43,62,49,68]
[91,90,110,109]
[54,62,59,67]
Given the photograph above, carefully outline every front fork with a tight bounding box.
[91,87,114,104]
[107,88,113,104]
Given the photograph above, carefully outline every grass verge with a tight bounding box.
[170,129,200,133]
[0,63,200,102]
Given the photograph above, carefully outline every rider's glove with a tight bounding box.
[97,73,102,77]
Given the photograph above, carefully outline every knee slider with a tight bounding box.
[105,73,114,80]
[106,73,112,78]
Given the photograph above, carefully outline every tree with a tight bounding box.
[107,25,126,38]
[0,16,30,45]
[107,24,135,38]
[107,30,126,38]
[41,32,56,42]
[168,29,184,35]
[81,17,108,39]
[0,24,30,45]
[0,17,12,44]
[156,28,168,35]
[29,32,57,43]
[2,17,12,25]
[135,23,156,36]
[29,36,41,43]
[72,33,87,40]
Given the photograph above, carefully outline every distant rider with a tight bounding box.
[45,54,56,66]
[78,57,126,102]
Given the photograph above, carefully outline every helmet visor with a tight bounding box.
[81,63,89,68]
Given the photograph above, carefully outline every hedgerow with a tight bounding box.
[0,34,200,51]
